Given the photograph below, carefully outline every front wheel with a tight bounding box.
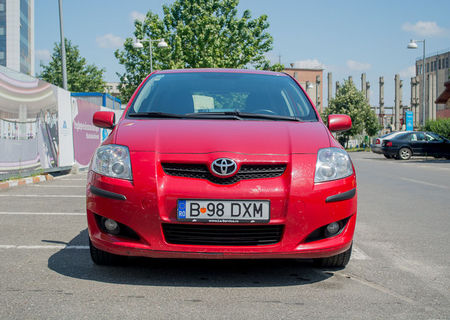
[313,244,352,268]
[398,148,412,160]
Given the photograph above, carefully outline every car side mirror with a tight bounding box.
[327,114,352,132]
[93,111,115,129]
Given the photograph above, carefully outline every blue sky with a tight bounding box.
[35,0,450,106]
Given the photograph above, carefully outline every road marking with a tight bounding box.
[0,245,88,249]
[399,177,449,189]
[337,272,416,305]
[28,185,85,188]
[0,212,84,216]
[0,195,85,198]
[351,246,370,260]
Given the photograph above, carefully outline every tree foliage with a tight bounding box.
[423,118,450,139]
[324,79,380,145]
[115,0,277,102]
[39,38,105,92]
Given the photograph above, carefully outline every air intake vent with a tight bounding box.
[162,224,284,246]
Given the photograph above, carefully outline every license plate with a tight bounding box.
[177,199,270,223]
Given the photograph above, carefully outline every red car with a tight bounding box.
[87,69,357,268]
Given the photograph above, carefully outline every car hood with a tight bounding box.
[115,119,331,154]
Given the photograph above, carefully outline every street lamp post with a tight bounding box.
[407,39,426,126]
[58,0,67,90]
[133,38,168,73]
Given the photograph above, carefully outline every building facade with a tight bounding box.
[283,67,323,113]
[0,0,34,75]
[415,50,450,122]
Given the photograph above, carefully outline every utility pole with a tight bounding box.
[58,0,68,90]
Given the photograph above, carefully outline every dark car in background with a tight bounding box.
[382,131,450,160]
[371,131,406,158]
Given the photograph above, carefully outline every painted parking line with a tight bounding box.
[28,185,85,188]
[399,177,449,189]
[0,212,84,216]
[0,245,88,249]
[351,246,370,260]
[0,195,85,198]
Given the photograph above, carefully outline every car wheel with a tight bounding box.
[383,154,392,159]
[89,239,124,265]
[313,244,352,268]
[398,148,412,160]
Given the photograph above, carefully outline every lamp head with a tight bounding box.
[133,40,144,49]
[157,39,168,48]
[407,40,418,49]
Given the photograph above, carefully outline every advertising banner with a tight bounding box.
[0,66,61,178]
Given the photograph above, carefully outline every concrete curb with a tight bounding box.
[0,174,54,190]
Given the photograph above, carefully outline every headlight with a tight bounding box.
[91,144,132,180]
[314,147,353,183]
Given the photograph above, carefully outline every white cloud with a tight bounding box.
[291,59,325,69]
[130,11,146,22]
[399,65,416,78]
[346,60,371,71]
[96,34,124,49]
[402,21,445,37]
[35,49,51,62]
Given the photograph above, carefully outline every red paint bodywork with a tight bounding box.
[93,111,115,129]
[87,69,357,260]
[328,114,352,132]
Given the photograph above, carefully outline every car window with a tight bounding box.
[425,133,443,142]
[129,72,317,121]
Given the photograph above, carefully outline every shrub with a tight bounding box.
[423,118,450,139]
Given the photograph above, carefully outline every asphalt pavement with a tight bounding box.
[0,152,449,319]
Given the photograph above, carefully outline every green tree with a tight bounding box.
[39,38,105,92]
[325,79,380,147]
[115,0,276,102]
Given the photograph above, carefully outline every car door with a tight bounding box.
[408,132,427,155]
[424,132,448,157]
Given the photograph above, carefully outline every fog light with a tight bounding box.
[103,218,120,235]
[326,222,340,236]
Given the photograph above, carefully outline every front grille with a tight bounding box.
[161,163,286,185]
[162,224,284,246]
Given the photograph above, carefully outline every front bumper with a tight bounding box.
[370,145,383,154]
[86,153,357,260]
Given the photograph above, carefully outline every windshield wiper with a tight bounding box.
[128,112,184,118]
[188,111,300,122]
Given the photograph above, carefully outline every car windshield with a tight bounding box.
[128,72,317,121]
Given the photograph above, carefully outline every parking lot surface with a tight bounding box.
[0,152,449,319]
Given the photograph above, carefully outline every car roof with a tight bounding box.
[154,68,287,77]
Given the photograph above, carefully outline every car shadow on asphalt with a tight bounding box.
[47,229,334,287]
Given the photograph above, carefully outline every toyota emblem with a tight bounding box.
[211,158,238,176]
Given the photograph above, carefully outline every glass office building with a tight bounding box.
[0,0,34,75]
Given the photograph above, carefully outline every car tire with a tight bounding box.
[383,154,392,159]
[89,239,125,265]
[398,148,412,160]
[313,244,352,268]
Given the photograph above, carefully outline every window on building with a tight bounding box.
[427,63,429,73]
[447,58,449,68]
[0,51,4,60]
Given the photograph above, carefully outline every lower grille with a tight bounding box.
[162,224,284,246]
